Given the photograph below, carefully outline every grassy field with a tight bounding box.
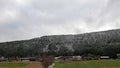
[1,60,120,68]
[55,60,120,68]
[0,62,29,68]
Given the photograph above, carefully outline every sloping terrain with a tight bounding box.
[0,29,120,57]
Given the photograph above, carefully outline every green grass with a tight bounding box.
[55,60,120,68]
[0,62,29,68]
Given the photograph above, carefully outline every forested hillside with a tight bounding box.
[0,29,120,58]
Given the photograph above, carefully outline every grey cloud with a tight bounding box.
[96,0,120,31]
[0,0,120,42]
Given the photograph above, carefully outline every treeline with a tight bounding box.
[0,29,120,58]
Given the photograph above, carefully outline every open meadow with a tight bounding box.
[55,60,120,68]
[0,60,120,68]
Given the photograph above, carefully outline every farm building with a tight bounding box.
[72,56,82,61]
[55,56,82,61]
[21,58,30,62]
[100,56,110,59]
[117,54,120,59]
[0,56,7,62]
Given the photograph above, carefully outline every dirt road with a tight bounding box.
[25,62,43,68]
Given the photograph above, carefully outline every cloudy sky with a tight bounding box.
[0,0,120,42]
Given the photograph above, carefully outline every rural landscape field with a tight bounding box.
[0,60,120,68]
[55,60,120,68]
[0,0,120,68]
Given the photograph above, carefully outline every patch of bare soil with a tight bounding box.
[25,62,43,68]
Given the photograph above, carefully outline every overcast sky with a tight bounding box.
[0,0,120,42]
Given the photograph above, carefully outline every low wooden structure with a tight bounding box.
[117,54,120,59]
[21,58,30,62]
[100,56,110,59]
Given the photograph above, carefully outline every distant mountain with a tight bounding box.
[0,29,120,58]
